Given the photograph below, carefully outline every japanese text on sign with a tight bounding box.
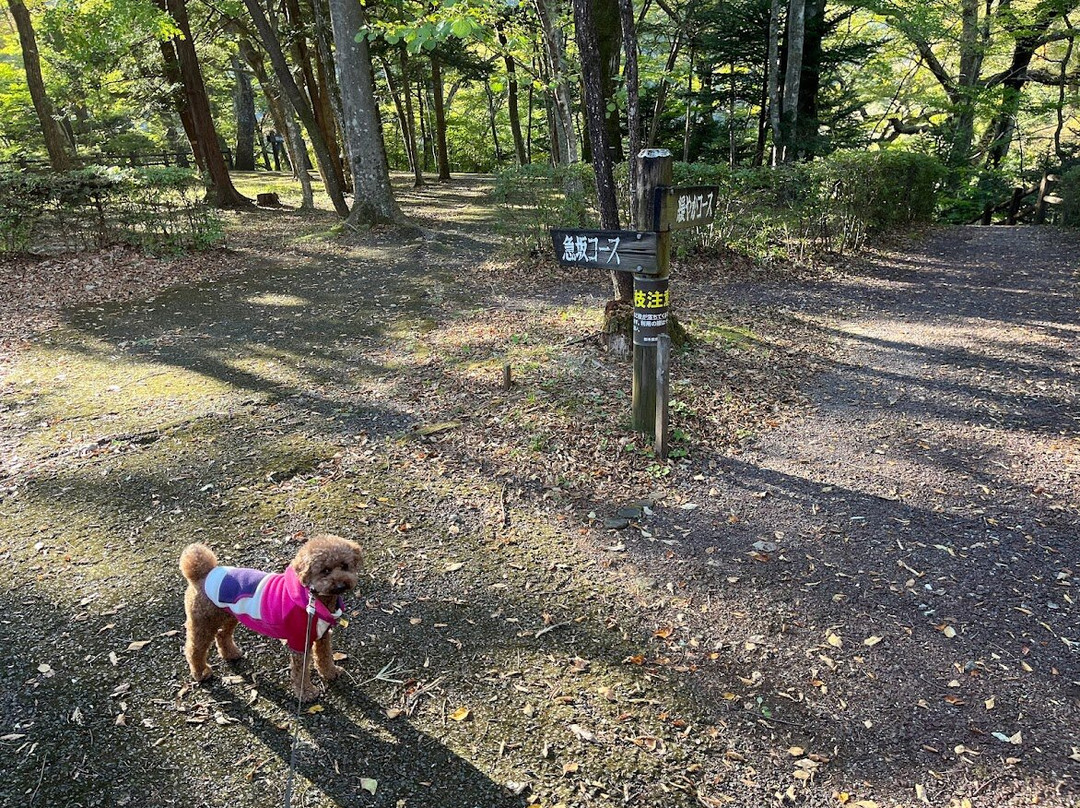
[561,235,623,265]
[633,276,670,346]
[633,288,670,309]
[676,191,715,224]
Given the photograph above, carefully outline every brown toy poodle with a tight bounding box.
[180,534,363,702]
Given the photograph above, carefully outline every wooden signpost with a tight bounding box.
[551,149,717,458]
[550,229,660,275]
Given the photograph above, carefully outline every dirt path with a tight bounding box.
[0,219,1076,808]
[650,226,1080,805]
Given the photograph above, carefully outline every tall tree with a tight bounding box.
[496,21,528,164]
[574,0,632,302]
[242,0,350,216]
[156,0,249,207]
[8,0,72,170]
[231,54,257,171]
[327,0,403,226]
[430,52,452,181]
[535,0,580,164]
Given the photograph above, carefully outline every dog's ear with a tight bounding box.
[290,543,314,586]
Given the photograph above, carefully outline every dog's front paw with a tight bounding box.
[318,663,344,682]
[191,664,213,682]
[296,684,323,703]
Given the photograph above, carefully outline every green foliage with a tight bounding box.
[1059,166,1080,227]
[0,166,222,255]
[496,150,947,262]
[936,167,1013,224]
[817,149,946,232]
[492,162,595,253]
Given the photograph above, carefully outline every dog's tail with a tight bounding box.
[179,543,218,582]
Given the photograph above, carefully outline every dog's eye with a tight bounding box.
[323,567,331,575]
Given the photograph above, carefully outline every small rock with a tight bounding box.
[603,517,630,530]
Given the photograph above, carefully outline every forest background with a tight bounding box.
[1,0,1079,248]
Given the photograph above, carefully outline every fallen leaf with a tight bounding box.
[126,640,152,651]
[450,706,471,721]
[360,778,378,795]
[788,746,805,757]
[826,632,843,649]
[863,636,883,647]
[568,723,598,744]
[654,626,675,639]
[305,704,324,714]
[942,626,957,639]
[562,761,579,776]
[444,562,464,572]
[915,784,929,804]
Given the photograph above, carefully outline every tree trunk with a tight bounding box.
[498,26,528,165]
[380,56,414,171]
[486,84,505,163]
[795,0,825,158]
[535,0,580,164]
[242,0,349,216]
[284,0,346,195]
[1054,19,1075,159]
[238,35,314,208]
[619,0,641,211]
[159,37,203,171]
[767,0,782,164]
[682,45,694,162]
[8,0,72,171]
[430,55,452,182]
[947,0,981,165]
[159,0,249,208]
[573,0,631,302]
[231,54,257,171]
[646,28,682,148]
[780,0,805,162]
[400,48,424,186]
[328,0,402,226]
[595,0,623,162]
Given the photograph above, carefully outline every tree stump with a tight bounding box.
[256,192,281,207]
[602,300,633,358]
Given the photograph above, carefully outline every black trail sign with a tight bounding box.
[550,229,660,275]
[655,185,720,231]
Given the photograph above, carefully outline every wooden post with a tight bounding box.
[1006,187,1024,225]
[632,149,672,434]
[1034,173,1056,225]
[655,333,671,458]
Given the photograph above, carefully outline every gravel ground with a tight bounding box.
[0,213,1077,808]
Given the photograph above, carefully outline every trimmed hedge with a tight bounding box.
[0,166,223,255]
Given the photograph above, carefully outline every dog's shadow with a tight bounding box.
[204,659,526,808]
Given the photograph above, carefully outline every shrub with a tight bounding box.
[493,162,594,254]
[494,149,946,261]
[0,166,221,254]
[937,167,1013,224]
[1058,166,1080,227]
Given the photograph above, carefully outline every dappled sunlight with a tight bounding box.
[243,292,312,308]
